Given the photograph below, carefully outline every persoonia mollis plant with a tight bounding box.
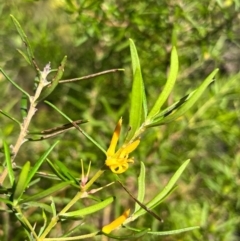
[0,15,218,240]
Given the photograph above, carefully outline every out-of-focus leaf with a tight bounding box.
[0,197,13,205]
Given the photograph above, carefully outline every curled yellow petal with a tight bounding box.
[105,118,140,174]
[102,209,130,234]
[118,139,140,158]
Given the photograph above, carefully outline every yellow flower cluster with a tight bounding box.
[105,118,140,174]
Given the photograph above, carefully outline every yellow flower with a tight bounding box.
[102,209,130,234]
[105,118,140,174]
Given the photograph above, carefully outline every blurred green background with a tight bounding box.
[0,0,240,240]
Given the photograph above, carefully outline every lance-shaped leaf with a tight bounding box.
[45,100,106,154]
[0,68,30,98]
[103,228,150,240]
[26,141,59,185]
[149,91,194,122]
[3,140,14,186]
[147,69,219,127]
[54,160,78,183]
[148,226,200,236]
[23,202,52,213]
[134,162,145,213]
[147,46,179,120]
[132,159,190,220]
[0,197,13,206]
[20,181,73,203]
[50,197,57,216]
[10,15,35,67]
[125,39,147,142]
[129,39,148,119]
[13,161,31,205]
[37,56,67,102]
[47,159,70,182]
[61,196,115,218]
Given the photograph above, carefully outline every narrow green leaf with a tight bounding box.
[103,228,150,240]
[55,160,78,184]
[145,91,194,127]
[126,68,143,142]
[0,197,13,205]
[129,39,148,119]
[3,140,14,186]
[20,181,73,203]
[47,158,69,182]
[133,159,190,219]
[27,141,59,185]
[38,209,48,237]
[50,197,57,216]
[147,46,178,119]
[13,161,31,204]
[44,100,106,154]
[149,69,219,126]
[154,91,194,119]
[147,159,190,207]
[23,202,52,213]
[134,162,145,213]
[61,196,115,217]
[148,226,200,235]
[37,56,67,102]
[0,109,21,126]
[10,15,34,66]
[61,222,85,238]
[16,49,31,65]
[0,68,30,98]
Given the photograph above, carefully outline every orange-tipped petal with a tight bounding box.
[106,118,122,156]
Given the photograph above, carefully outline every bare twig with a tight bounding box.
[59,68,124,84]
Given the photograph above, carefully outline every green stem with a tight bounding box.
[84,167,106,191]
[38,167,106,240]
[14,206,38,240]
